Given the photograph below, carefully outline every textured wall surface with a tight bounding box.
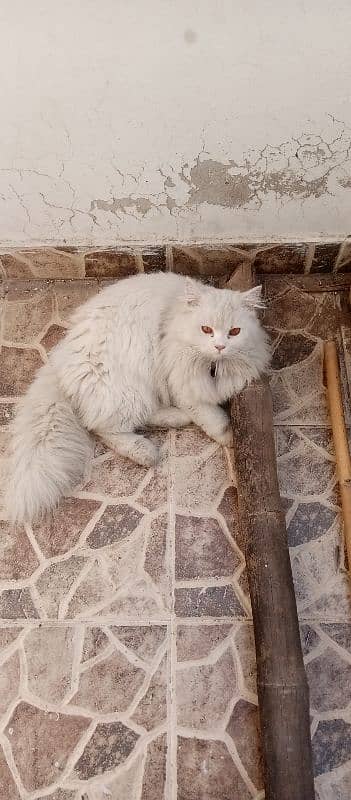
[1,0,351,246]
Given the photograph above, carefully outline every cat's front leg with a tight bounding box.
[187,403,232,446]
[148,407,192,428]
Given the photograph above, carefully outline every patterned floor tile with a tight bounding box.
[265,285,343,426]
[0,279,350,798]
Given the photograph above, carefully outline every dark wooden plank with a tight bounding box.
[230,353,315,794]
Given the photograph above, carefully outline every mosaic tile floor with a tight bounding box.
[0,278,351,799]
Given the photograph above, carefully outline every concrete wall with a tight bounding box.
[1,0,351,246]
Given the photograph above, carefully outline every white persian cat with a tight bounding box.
[5,272,270,524]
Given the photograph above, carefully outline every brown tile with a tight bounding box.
[73,721,139,779]
[144,514,169,602]
[0,589,38,619]
[72,650,145,713]
[313,719,351,776]
[177,623,232,661]
[320,623,351,653]
[300,623,321,656]
[0,346,42,396]
[174,449,230,513]
[103,754,144,799]
[141,246,166,272]
[132,656,167,730]
[55,282,98,323]
[287,502,338,547]
[87,504,143,548]
[254,243,306,274]
[329,773,351,799]
[0,522,39,579]
[234,624,257,694]
[307,293,340,340]
[226,699,263,790]
[174,426,212,456]
[102,527,145,590]
[290,552,319,606]
[0,402,16,425]
[0,626,23,650]
[5,702,89,791]
[271,333,316,369]
[172,245,253,285]
[85,452,148,497]
[82,626,110,662]
[175,585,246,618]
[112,625,167,663]
[95,578,162,620]
[18,248,84,279]
[311,243,341,273]
[85,249,138,278]
[0,747,21,799]
[141,734,167,800]
[25,627,75,703]
[136,466,168,511]
[277,433,335,497]
[175,515,240,579]
[301,574,351,621]
[177,737,252,800]
[265,286,318,330]
[177,650,236,729]
[3,289,54,343]
[0,253,34,279]
[0,651,20,714]
[37,555,87,618]
[66,560,115,618]
[33,497,100,557]
[300,529,340,588]
[306,647,351,712]
[41,324,67,351]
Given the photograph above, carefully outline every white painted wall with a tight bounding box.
[0,0,350,245]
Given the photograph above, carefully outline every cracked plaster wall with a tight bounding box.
[0,0,351,247]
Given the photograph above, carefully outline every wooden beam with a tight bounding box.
[230,269,315,799]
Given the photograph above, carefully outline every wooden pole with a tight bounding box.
[324,339,351,569]
[230,268,315,800]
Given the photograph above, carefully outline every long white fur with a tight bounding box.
[4,272,270,525]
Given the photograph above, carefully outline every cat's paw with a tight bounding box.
[132,440,160,467]
[212,426,233,447]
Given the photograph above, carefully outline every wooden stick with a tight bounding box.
[230,267,315,800]
[324,339,351,569]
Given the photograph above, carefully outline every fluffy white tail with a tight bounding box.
[4,362,93,525]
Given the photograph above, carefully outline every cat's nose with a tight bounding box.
[215,344,225,352]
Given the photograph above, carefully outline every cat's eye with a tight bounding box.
[201,325,213,335]
[229,327,241,337]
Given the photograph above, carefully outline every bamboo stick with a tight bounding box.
[324,339,351,569]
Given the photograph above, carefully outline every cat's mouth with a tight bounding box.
[210,362,217,379]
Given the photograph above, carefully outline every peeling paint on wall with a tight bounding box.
[0,118,351,245]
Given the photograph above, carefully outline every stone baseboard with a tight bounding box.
[0,240,351,283]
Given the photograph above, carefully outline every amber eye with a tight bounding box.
[201,325,213,335]
[229,327,241,337]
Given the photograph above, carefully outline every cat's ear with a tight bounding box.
[185,278,202,307]
[241,285,265,309]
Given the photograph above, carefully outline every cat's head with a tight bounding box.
[177,279,266,363]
